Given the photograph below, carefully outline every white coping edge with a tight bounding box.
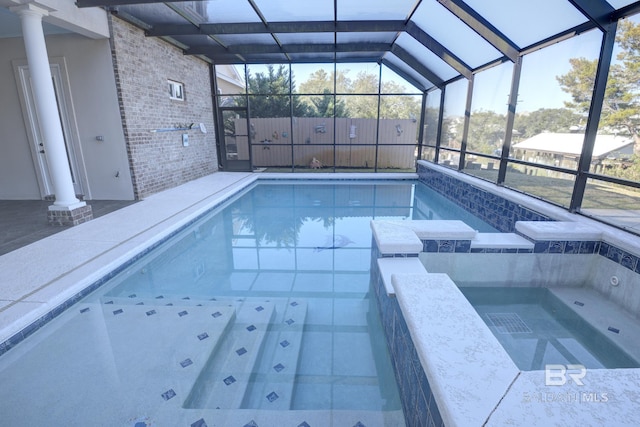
[257,172,418,180]
[418,161,640,257]
[391,273,520,427]
[516,221,603,241]
[377,257,427,296]
[382,219,477,240]
[471,233,535,249]
[370,220,423,255]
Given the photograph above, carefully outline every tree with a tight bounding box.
[467,110,507,155]
[557,20,640,150]
[297,69,349,117]
[513,108,584,139]
[244,65,309,117]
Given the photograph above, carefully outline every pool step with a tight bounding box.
[94,299,236,410]
[183,300,278,409]
[241,298,308,410]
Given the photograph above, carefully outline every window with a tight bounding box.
[168,80,184,101]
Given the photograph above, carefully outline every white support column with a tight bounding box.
[13,3,83,209]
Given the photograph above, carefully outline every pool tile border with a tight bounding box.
[417,163,640,277]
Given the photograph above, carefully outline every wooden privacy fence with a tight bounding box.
[234,117,418,168]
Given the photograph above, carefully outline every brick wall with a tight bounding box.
[109,15,218,199]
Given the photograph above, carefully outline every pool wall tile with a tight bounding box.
[370,252,444,427]
[418,164,640,278]
[417,163,551,232]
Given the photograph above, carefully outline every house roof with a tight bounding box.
[512,133,635,158]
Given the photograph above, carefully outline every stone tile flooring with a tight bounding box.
[0,200,135,256]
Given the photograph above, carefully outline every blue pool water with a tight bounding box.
[0,181,496,426]
[460,287,640,371]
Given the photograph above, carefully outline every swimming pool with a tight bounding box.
[0,180,495,426]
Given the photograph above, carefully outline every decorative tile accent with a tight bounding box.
[178,310,188,317]
[280,340,290,348]
[548,241,565,254]
[128,294,137,298]
[243,421,258,427]
[273,363,285,372]
[608,327,620,334]
[198,332,209,341]
[191,419,207,427]
[113,309,124,315]
[136,302,144,305]
[574,301,585,307]
[417,163,551,232]
[247,325,256,332]
[212,311,222,318]
[255,306,264,312]
[183,296,191,300]
[161,389,176,401]
[353,422,366,427]
[180,358,193,368]
[564,241,581,254]
[146,310,157,316]
[236,347,247,356]
[297,422,310,427]
[166,303,174,306]
[621,254,638,271]
[223,376,236,385]
[290,301,299,307]
[266,392,279,402]
[285,318,295,325]
[80,307,90,314]
[156,295,164,299]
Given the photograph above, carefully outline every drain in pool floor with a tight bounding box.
[485,313,532,334]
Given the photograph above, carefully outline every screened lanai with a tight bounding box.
[75,0,640,234]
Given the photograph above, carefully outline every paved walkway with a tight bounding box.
[0,200,136,256]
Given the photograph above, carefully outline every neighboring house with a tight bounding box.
[215,64,245,95]
[512,133,635,173]
[0,0,219,225]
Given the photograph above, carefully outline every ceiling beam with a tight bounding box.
[437,0,520,62]
[390,45,445,87]
[405,21,472,80]
[145,20,406,37]
[186,43,391,56]
[568,0,615,30]
[211,55,385,65]
[381,58,431,91]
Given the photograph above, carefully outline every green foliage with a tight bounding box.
[271,67,420,120]
[467,110,507,154]
[557,21,640,140]
[513,108,584,139]
[556,20,640,181]
[244,65,309,117]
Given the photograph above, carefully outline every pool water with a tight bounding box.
[0,181,495,426]
[460,287,640,371]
